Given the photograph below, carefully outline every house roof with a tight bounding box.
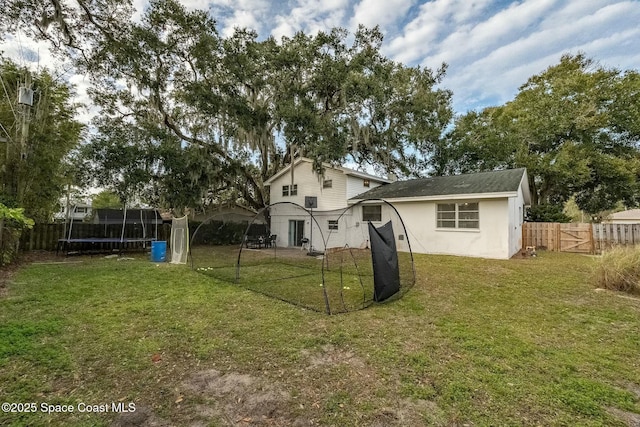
[264,157,392,185]
[607,209,640,220]
[350,168,530,203]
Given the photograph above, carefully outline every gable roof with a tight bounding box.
[607,209,640,220]
[264,157,392,185]
[350,168,530,204]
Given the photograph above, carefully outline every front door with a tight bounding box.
[288,220,305,246]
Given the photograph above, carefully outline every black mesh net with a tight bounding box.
[190,200,415,314]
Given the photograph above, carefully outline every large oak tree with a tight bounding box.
[435,54,640,215]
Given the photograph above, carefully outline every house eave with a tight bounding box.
[341,169,392,183]
[349,191,520,204]
[264,157,390,186]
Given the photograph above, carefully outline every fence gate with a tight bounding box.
[559,223,593,253]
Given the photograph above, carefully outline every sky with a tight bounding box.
[1,0,639,117]
[188,0,640,113]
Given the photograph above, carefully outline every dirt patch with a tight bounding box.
[302,344,365,369]
[606,407,640,427]
[622,382,640,399]
[368,398,447,426]
[111,405,172,427]
[180,369,305,426]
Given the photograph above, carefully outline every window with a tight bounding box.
[328,220,338,230]
[75,207,87,214]
[363,179,370,188]
[437,202,479,229]
[282,184,298,197]
[323,179,333,189]
[362,205,382,222]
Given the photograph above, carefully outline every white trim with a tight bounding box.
[519,170,532,206]
[265,157,390,185]
[341,169,391,182]
[351,191,518,203]
[434,228,481,233]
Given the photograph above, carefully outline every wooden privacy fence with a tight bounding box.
[523,222,640,254]
[20,223,172,251]
[592,223,640,250]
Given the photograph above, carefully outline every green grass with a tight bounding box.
[192,245,414,313]
[1,251,640,426]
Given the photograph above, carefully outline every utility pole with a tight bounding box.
[17,72,33,205]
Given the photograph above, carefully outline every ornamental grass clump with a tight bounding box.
[593,246,640,294]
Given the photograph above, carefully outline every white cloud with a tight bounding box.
[415,0,640,112]
[68,73,97,124]
[201,0,271,36]
[384,0,493,64]
[271,0,349,40]
[349,0,416,31]
[423,0,558,67]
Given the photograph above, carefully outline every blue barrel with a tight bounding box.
[151,241,167,262]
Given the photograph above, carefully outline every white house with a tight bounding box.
[602,209,640,224]
[54,202,92,223]
[264,158,531,259]
[264,158,391,249]
[350,168,531,259]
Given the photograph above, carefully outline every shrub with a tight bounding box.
[0,204,35,266]
[592,246,640,294]
[527,204,572,223]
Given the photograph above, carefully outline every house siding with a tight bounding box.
[269,202,410,252]
[346,176,383,199]
[507,183,527,257]
[392,199,511,259]
[269,162,347,211]
[266,160,529,259]
[603,218,640,225]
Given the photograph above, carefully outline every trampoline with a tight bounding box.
[58,206,161,255]
[56,237,157,255]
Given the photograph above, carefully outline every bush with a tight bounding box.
[0,204,35,266]
[189,220,249,246]
[592,246,640,294]
[527,204,572,223]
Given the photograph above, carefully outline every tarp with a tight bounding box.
[368,221,400,302]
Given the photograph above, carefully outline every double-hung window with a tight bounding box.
[282,184,298,197]
[437,202,479,229]
[328,220,338,230]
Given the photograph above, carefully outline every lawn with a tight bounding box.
[1,250,640,426]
